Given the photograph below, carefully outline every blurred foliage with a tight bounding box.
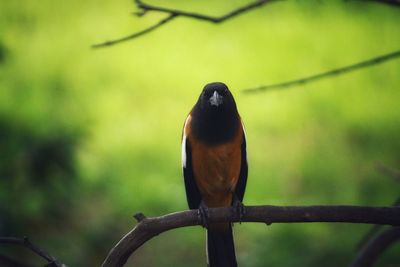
[0,42,6,64]
[0,0,399,266]
[0,117,78,226]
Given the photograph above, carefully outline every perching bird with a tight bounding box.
[182,82,248,267]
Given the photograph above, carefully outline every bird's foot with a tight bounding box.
[197,202,210,228]
[197,201,210,228]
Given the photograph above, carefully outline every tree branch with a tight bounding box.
[354,0,400,7]
[0,237,67,267]
[350,227,400,267]
[101,205,400,267]
[92,0,277,48]
[242,49,400,93]
[134,0,274,23]
[92,14,177,48]
[355,197,400,250]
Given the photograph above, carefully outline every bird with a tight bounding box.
[181,82,248,267]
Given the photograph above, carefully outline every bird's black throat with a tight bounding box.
[191,103,240,145]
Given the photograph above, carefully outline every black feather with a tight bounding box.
[207,225,237,267]
[235,134,248,202]
[183,138,202,209]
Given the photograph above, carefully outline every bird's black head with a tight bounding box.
[198,82,237,112]
[191,82,240,144]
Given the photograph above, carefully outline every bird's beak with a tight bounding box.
[209,91,223,107]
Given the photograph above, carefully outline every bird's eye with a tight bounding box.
[203,91,211,99]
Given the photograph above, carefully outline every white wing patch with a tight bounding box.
[241,120,248,163]
[181,135,187,168]
[181,115,191,168]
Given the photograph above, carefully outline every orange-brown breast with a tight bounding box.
[185,115,243,208]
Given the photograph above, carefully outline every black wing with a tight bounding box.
[234,128,248,202]
[182,137,202,209]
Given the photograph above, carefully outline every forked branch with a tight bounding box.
[134,0,273,23]
[92,0,277,48]
[101,205,400,267]
[351,227,400,267]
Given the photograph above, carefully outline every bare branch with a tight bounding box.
[135,0,275,23]
[0,237,67,267]
[101,205,400,267]
[355,162,400,250]
[93,0,278,48]
[92,14,177,48]
[350,227,400,267]
[242,49,400,93]
[355,197,400,250]
[354,0,400,7]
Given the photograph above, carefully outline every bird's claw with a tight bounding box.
[232,199,246,223]
[197,203,210,228]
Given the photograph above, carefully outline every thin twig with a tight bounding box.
[352,0,400,6]
[92,14,177,48]
[243,49,400,93]
[135,0,273,23]
[93,0,277,48]
[350,227,400,267]
[355,197,400,250]
[0,237,67,267]
[101,205,400,267]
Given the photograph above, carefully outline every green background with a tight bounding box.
[0,0,399,266]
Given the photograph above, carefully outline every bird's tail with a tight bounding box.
[207,223,237,267]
